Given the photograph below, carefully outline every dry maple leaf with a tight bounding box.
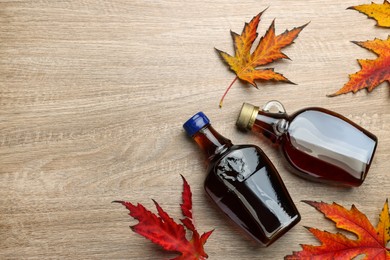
[285,200,390,260]
[115,175,213,260]
[328,36,390,97]
[348,0,390,28]
[215,9,307,107]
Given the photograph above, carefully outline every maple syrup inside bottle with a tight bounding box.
[184,112,300,247]
[237,101,378,187]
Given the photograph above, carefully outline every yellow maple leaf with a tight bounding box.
[348,0,390,28]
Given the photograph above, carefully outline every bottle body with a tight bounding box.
[184,112,300,246]
[204,144,300,246]
[237,102,378,187]
[282,108,377,186]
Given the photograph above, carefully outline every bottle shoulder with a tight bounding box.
[207,144,269,181]
[222,144,264,155]
[208,144,261,163]
[289,107,337,120]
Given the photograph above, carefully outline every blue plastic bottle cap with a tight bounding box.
[183,112,210,136]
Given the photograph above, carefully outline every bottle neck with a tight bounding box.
[251,111,289,143]
[193,125,232,162]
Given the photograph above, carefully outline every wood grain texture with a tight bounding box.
[0,0,388,259]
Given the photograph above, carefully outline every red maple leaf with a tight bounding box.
[115,175,213,260]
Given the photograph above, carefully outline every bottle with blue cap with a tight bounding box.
[183,112,300,247]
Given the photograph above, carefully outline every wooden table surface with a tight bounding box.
[0,1,388,259]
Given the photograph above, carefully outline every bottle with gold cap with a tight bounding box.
[237,101,378,187]
[183,112,300,246]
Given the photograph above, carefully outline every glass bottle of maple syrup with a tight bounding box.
[183,112,300,247]
[236,101,378,187]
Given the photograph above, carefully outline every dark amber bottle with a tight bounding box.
[183,112,300,246]
[236,101,378,187]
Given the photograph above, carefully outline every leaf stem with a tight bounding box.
[219,76,238,108]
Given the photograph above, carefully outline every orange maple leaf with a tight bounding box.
[285,200,390,260]
[328,36,390,97]
[216,10,307,107]
[348,0,390,28]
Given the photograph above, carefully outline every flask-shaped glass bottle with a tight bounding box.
[236,101,378,187]
[183,112,300,246]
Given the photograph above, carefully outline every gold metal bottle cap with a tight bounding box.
[236,103,259,130]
